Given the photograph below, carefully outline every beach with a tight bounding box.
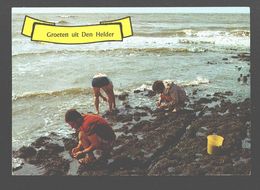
[12,89,251,175]
[12,12,250,175]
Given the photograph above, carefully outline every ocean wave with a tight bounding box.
[12,87,92,101]
[132,78,210,92]
[58,15,77,18]
[181,77,210,87]
[12,47,208,58]
[151,78,210,88]
[229,30,250,37]
[135,30,192,37]
[179,39,215,45]
[57,20,70,24]
[12,50,72,57]
[12,77,211,101]
[135,29,250,38]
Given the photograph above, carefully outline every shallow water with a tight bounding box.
[12,13,250,150]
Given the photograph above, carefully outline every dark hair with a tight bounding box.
[65,109,83,122]
[152,80,165,93]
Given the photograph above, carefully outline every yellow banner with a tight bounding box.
[32,24,123,44]
[22,16,55,37]
[21,16,133,44]
[100,17,133,38]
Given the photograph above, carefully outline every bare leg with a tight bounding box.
[79,134,95,164]
[111,84,116,109]
[102,83,116,112]
[93,87,101,114]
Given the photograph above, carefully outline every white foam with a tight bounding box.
[181,76,210,87]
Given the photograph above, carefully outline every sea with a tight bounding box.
[12,13,250,150]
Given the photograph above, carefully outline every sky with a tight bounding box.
[12,7,250,14]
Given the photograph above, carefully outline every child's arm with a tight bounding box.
[156,94,163,107]
[73,133,97,157]
[80,134,99,154]
[80,144,96,154]
[72,131,84,153]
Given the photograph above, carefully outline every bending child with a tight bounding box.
[92,73,116,114]
[152,80,187,112]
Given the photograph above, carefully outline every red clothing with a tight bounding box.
[79,114,109,135]
[160,93,173,102]
[160,81,187,106]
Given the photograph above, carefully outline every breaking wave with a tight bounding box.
[181,77,210,87]
[135,29,250,37]
[12,47,209,58]
[12,87,92,101]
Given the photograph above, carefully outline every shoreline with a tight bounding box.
[12,89,251,176]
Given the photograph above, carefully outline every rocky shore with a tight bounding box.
[12,88,251,176]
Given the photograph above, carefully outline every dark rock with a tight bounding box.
[238,53,250,58]
[192,89,198,95]
[242,76,248,83]
[35,149,53,160]
[63,137,78,151]
[224,91,233,96]
[133,114,141,121]
[110,168,145,176]
[16,146,37,159]
[207,61,217,65]
[130,120,152,133]
[213,92,228,99]
[45,143,64,153]
[135,106,153,113]
[43,158,70,176]
[133,90,141,93]
[118,92,129,101]
[133,112,148,121]
[31,136,51,148]
[196,98,212,104]
[232,53,250,62]
[148,158,178,176]
[222,58,228,60]
[108,156,142,170]
[49,132,59,137]
[102,109,119,119]
[13,92,251,176]
[12,165,23,172]
[12,158,24,171]
[116,114,133,123]
[144,90,156,97]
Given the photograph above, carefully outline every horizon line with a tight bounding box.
[12,7,250,14]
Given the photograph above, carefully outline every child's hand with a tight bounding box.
[72,147,79,154]
[73,151,84,158]
[159,104,169,109]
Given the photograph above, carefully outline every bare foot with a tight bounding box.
[78,156,96,165]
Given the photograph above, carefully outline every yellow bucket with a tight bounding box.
[207,135,224,155]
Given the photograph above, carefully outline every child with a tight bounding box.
[152,80,187,112]
[92,73,116,114]
[65,109,116,164]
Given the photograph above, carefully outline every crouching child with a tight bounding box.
[65,109,116,164]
